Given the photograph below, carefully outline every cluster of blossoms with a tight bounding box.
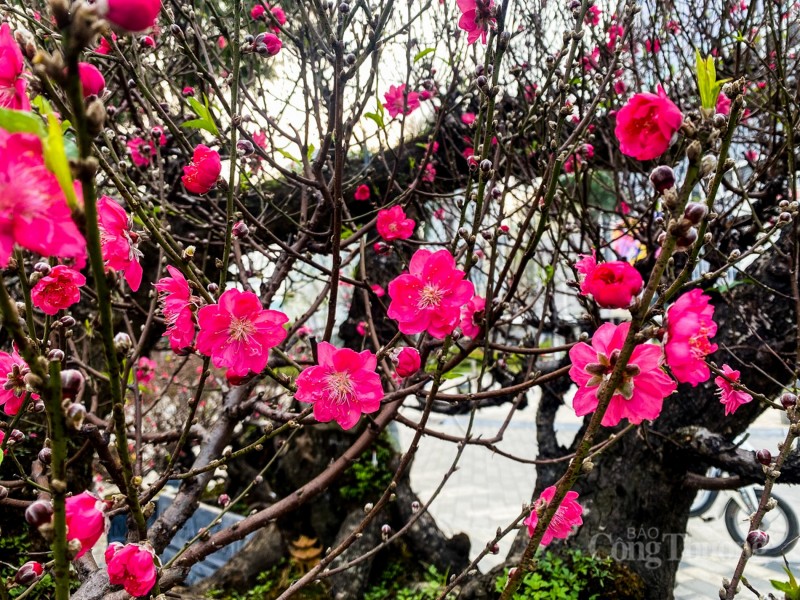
[249,2,287,56]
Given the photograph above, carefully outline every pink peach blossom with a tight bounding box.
[97,196,143,291]
[569,321,677,426]
[387,248,475,338]
[524,486,583,546]
[460,295,485,338]
[31,265,85,315]
[354,184,371,201]
[664,289,717,386]
[716,93,731,115]
[105,543,157,596]
[377,206,415,241]
[715,364,753,415]
[585,5,601,26]
[383,84,420,118]
[295,342,383,429]
[455,0,497,45]
[127,137,155,167]
[0,23,30,110]
[154,265,198,352]
[96,0,162,32]
[65,492,106,559]
[182,145,221,194]
[575,251,643,309]
[615,85,683,161]
[136,356,157,384]
[195,288,288,381]
[0,349,38,415]
[0,129,86,266]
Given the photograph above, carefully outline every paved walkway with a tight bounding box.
[394,401,800,599]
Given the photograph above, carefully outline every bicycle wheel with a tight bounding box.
[724,489,800,557]
[690,489,719,518]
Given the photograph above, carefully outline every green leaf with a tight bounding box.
[44,112,80,211]
[0,107,47,137]
[182,94,220,136]
[275,146,300,163]
[696,50,730,110]
[414,47,435,62]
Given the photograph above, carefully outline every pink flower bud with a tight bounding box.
[747,530,769,550]
[95,0,162,33]
[60,369,85,399]
[218,494,231,507]
[395,347,421,378]
[64,492,107,558]
[232,221,250,238]
[15,561,44,585]
[781,392,797,409]
[756,449,772,466]
[78,63,105,98]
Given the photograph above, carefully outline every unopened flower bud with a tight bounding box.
[59,315,77,328]
[33,262,51,275]
[779,212,793,223]
[756,449,772,466]
[38,447,52,465]
[25,500,53,529]
[701,154,717,176]
[381,524,391,540]
[207,283,220,294]
[61,369,85,399]
[480,159,492,172]
[232,221,250,238]
[15,561,44,586]
[411,500,421,513]
[218,494,231,507]
[236,140,254,155]
[48,349,65,362]
[674,227,698,251]
[780,392,797,409]
[746,529,769,550]
[114,332,132,354]
[65,403,87,430]
[8,429,24,445]
[649,165,675,193]
[683,202,708,225]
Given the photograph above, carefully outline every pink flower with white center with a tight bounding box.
[154,265,199,352]
[715,364,753,415]
[664,289,717,386]
[0,349,38,415]
[295,342,383,430]
[95,0,162,33]
[460,295,485,339]
[523,485,583,546]
[0,23,30,111]
[65,492,107,559]
[455,0,497,45]
[105,543,157,597]
[127,137,155,167]
[97,196,143,291]
[387,248,475,339]
[395,347,421,378]
[195,288,288,381]
[0,129,86,266]
[136,356,157,384]
[377,206,415,241]
[383,84,420,118]
[31,265,85,315]
[569,322,677,426]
